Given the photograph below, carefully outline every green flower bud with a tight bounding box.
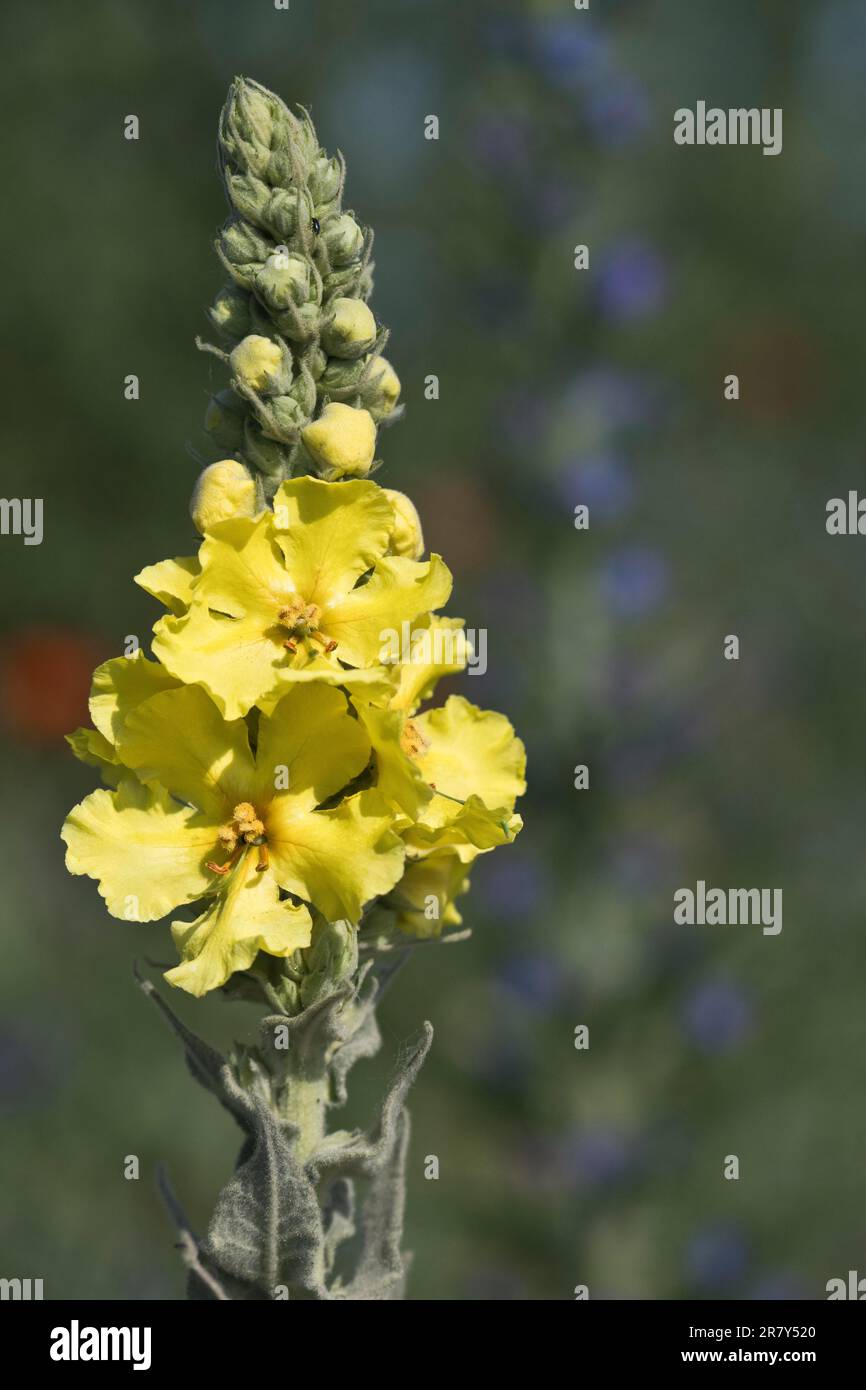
[263,187,305,240]
[220,217,272,271]
[277,300,320,344]
[208,284,251,341]
[262,394,306,441]
[243,419,291,477]
[254,251,311,312]
[225,172,271,225]
[321,213,364,267]
[319,356,368,393]
[204,388,247,450]
[361,355,401,421]
[383,488,424,559]
[287,364,317,416]
[230,334,287,394]
[220,78,282,179]
[302,402,377,479]
[309,155,342,209]
[190,459,258,533]
[304,346,328,381]
[320,297,377,359]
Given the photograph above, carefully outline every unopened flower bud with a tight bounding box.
[204,389,247,450]
[208,284,251,341]
[361,356,401,421]
[254,251,310,312]
[220,218,272,271]
[264,394,306,440]
[383,488,424,559]
[301,402,377,478]
[190,459,258,533]
[263,187,304,241]
[243,420,291,477]
[321,213,364,267]
[225,172,271,225]
[320,356,367,393]
[309,155,342,209]
[320,297,377,359]
[230,335,285,393]
[277,300,319,344]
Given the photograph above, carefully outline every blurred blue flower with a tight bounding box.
[687,1224,749,1290]
[583,75,652,147]
[495,952,564,1012]
[682,979,754,1053]
[599,546,669,617]
[561,1127,636,1187]
[597,239,668,321]
[553,451,634,519]
[530,20,609,90]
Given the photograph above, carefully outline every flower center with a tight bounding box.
[208,801,269,875]
[277,598,338,655]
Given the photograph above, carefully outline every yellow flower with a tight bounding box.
[320,298,377,358]
[150,476,452,719]
[384,850,471,939]
[190,459,258,534]
[230,334,284,392]
[302,402,377,478]
[384,488,424,559]
[364,356,401,422]
[61,681,404,997]
[355,659,525,857]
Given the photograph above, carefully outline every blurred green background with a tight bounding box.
[2,0,866,1300]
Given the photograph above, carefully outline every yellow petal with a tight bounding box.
[414,696,526,827]
[89,652,179,746]
[386,616,470,713]
[271,475,393,608]
[117,684,255,821]
[389,851,470,939]
[61,778,216,921]
[185,511,291,619]
[323,554,452,668]
[66,726,121,785]
[253,683,371,815]
[152,603,288,722]
[134,556,200,616]
[166,860,312,998]
[354,703,431,822]
[267,789,404,923]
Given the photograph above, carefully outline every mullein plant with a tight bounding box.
[61,78,525,1301]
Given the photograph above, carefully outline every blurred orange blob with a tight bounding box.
[0,628,109,744]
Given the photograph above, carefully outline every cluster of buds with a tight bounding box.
[195,77,403,519]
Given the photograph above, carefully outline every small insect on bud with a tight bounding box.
[230,335,285,393]
[362,356,401,421]
[320,297,377,359]
[383,488,425,559]
[301,402,377,479]
[190,460,258,534]
[321,213,364,267]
